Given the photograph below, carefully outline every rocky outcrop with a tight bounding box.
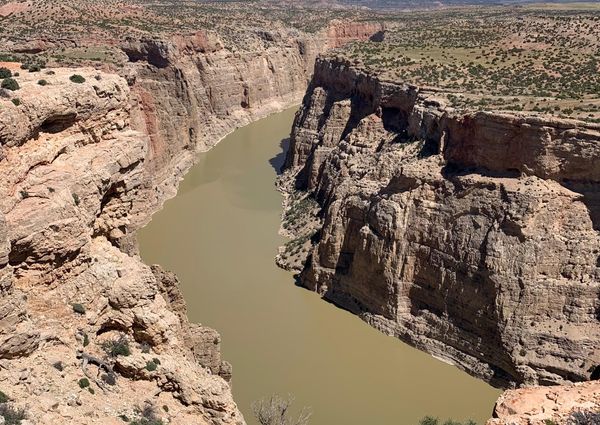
[0,21,383,424]
[281,57,600,389]
[488,381,600,425]
[0,68,243,424]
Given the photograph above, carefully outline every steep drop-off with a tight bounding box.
[280,57,600,409]
[0,23,381,424]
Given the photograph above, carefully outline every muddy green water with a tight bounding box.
[138,107,500,425]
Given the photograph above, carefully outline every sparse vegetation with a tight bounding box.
[0,68,12,79]
[37,79,48,86]
[78,377,90,388]
[0,404,27,425]
[252,394,311,425]
[419,417,477,425]
[11,99,20,106]
[1,78,19,91]
[0,390,8,403]
[145,361,158,372]
[72,303,86,314]
[102,334,131,357]
[69,74,86,84]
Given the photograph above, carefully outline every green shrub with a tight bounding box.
[0,404,26,425]
[0,390,8,403]
[11,99,20,106]
[72,303,86,314]
[420,417,439,425]
[145,361,157,372]
[88,387,95,395]
[28,65,40,73]
[1,78,19,91]
[0,67,12,79]
[78,378,90,388]
[83,333,89,347]
[19,64,28,70]
[37,79,47,86]
[102,335,131,357]
[69,74,86,84]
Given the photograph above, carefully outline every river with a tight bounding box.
[137,106,500,425]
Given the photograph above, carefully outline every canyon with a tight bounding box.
[0,1,598,424]
[0,19,383,424]
[279,57,600,423]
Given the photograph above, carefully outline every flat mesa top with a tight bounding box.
[331,5,600,122]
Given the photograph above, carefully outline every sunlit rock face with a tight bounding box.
[283,57,600,389]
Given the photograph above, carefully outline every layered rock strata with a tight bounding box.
[0,23,382,424]
[281,58,600,392]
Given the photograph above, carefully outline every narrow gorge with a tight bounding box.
[0,2,599,424]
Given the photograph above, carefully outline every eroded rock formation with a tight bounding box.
[0,22,382,424]
[281,58,600,393]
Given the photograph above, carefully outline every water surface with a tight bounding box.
[138,107,500,425]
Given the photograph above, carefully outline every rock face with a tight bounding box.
[282,57,600,389]
[0,68,243,424]
[488,381,600,425]
[122,23,384,234]
[0,23,382,424]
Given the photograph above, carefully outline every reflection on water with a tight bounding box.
[138,107,500,425]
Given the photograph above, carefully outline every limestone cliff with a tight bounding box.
[0,68,243,425]
[281,58,600,392]
[0,22,382,424]
[120,23,384,235]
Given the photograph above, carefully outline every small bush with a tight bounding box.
[78,378,90,388]
[1,78,19,91]
[102,335,131,357]
[252,395,311,425]
[37,79,47,86]
[72,193,80,206]
[72,303,86,314]
[152,358,160,365]
[13,72,19,77]
[145,361,157,372]
[568,410,600,425]
[28,65,40,73]
[11,99,20,106]
[83,333,90,347]
[45,70,55,75]
[0,390,8,403]
[101,373,116,386]
[420,417,439,425]
[130,405,164,425]
[19,64,28,70]
[69,74,86,84]
[140,342,151,354]
[88,387,95,395]
[0,67,12,79]
[52,361,64,371]
[0,404,27,425]
[19,190,29,199]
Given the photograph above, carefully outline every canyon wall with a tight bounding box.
[0,23,382,424]
[282,58,600,391]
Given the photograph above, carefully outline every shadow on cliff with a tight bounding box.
[269,138,290,175]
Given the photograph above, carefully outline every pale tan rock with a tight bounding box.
[282,57,600,390]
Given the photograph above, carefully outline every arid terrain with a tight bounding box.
[0,0,598,424]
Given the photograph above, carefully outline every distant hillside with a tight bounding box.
[337,0,592,9]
